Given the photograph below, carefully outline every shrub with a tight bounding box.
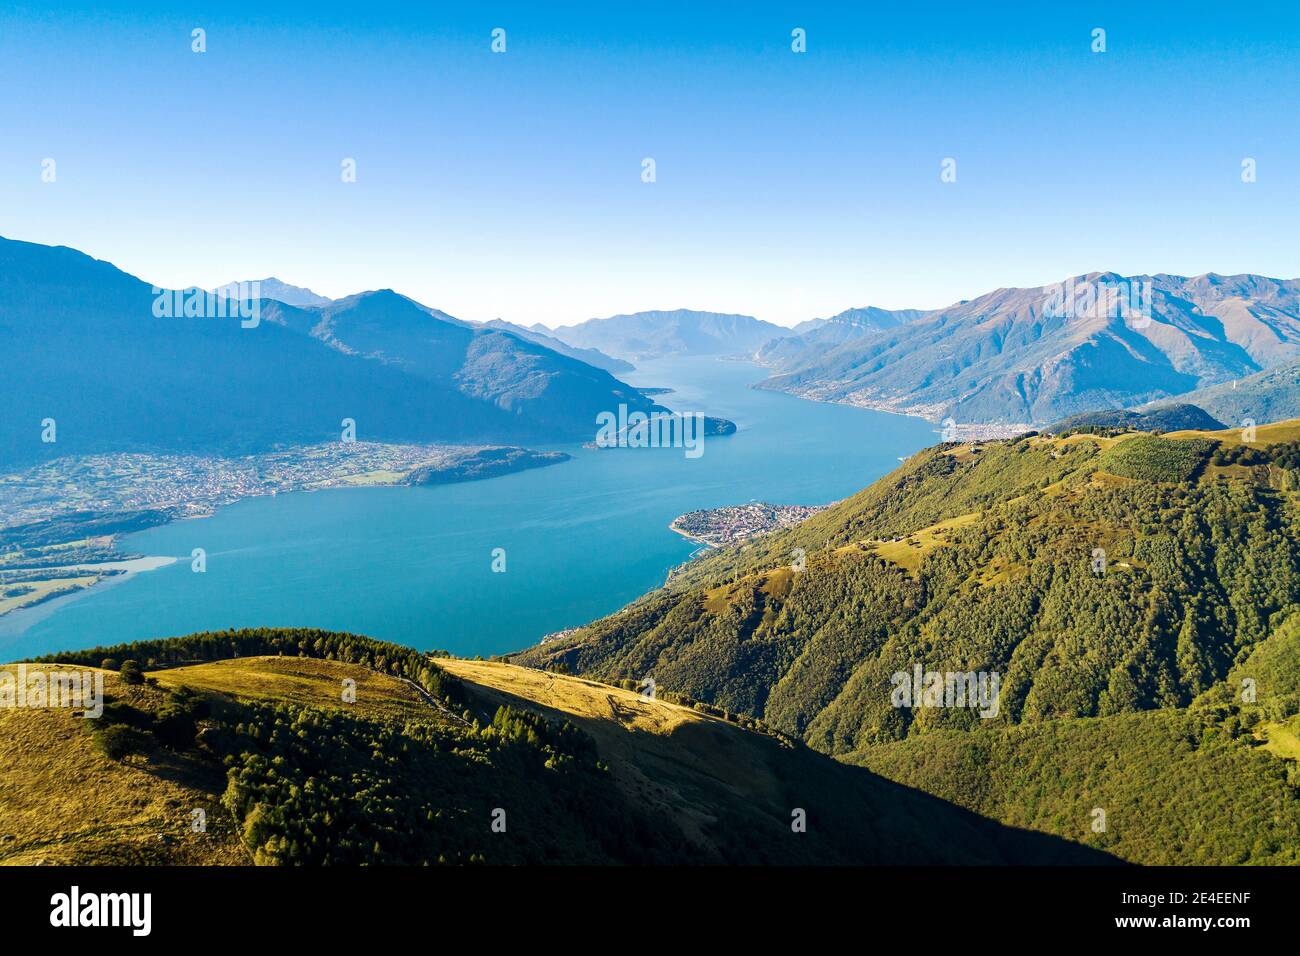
[119,660,145,685]
[94,724,152,760]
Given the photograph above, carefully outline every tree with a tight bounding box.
[120,660,145,685]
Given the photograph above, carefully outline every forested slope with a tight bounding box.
[10,629,1105,865]
[515,424,1300,863]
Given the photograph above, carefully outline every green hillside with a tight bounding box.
[514,423,1300,863]
[1047,404,1227,434]
[850,614,1300,865]
[6,629,1106,865]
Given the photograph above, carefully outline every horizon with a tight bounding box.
[3,2,1298,326]
[11,230,1300,330]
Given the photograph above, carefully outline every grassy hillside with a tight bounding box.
[514,422,1300,863]
[521,424,1300,736]
[5,629,1108,865]
[0,664,248,865]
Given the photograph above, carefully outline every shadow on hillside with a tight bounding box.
[459,678,1122,866]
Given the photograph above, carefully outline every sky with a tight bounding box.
[2,1,1299,327]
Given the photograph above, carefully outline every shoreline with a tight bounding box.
[0,556,180,623]
[668,501,831,550]
[667,521,719,548]
[9,358,936,655]
[750,381,1034,439]
[0,445,574,626]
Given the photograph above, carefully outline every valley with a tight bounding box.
[0,356,933,660]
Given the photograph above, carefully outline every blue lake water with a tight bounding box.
[1,358,935,660]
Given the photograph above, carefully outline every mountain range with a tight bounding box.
[12,238,1300,467]
[0,237,662,468]
[755,305,930,369]
[549,309,791,362]
[477,319,634,373]
[755,272,1300,426]
[215,276,635,374]
[213,277,333,309]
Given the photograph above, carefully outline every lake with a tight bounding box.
[1,357,935,660]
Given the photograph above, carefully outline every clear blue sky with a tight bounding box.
[2,1,1297,326]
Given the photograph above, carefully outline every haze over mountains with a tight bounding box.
[0,237,660,468]
[215,278,634,374]
[10,235,1300,472]
[549,309,791,362]
[756,272,1300,426]
[213,277,332,309]
[755,306,931,369]
[477,318,634,373]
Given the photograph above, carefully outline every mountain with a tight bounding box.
[516,420,1300,863]
[789,318,828,335]
[10,629,1112,865]
[0,237,662,467]
[549,309,792,362]
[756,306,930,368]
[1144,362,1300,428]
[212,277,333,308]
[758,272,1300,425]
[297,291,659,435]
[478,318,634,373]
[1047,403,1226,434]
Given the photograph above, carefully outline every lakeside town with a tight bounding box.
[669,502,830,548]
[0,442,567,533]
[0,442,568,620]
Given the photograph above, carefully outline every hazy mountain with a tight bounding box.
[0,237,659,467]
[299,290,658,434]
[789,318,828,335]
[756,306,931,368]
[1143,363,1300,428]
[550,309,792,361]
[1047,404,1226,434]
[479,318,634,373]
[213,277,333,308]
[217,283,635,372]
[758,272,1300,425]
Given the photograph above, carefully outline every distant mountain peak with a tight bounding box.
[550,308,792,361]
[213,277,333,308]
